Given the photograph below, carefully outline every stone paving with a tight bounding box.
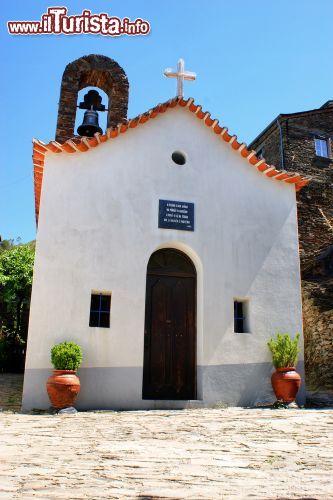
[0,373,23,412]
[0,375,333,499]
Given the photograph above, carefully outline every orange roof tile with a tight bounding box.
[33,97,311,225]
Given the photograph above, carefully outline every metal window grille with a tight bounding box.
[89,293,111,328]
[234,301,246,333]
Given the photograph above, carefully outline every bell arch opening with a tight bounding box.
[55,54,129,143]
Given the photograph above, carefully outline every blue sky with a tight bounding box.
[1,0,333,243]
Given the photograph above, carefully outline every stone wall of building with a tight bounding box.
[250,104,333,405]
[253,125,283,170]
[302,246,333,405]
[283,108,333,267]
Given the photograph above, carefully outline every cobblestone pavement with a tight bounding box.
[0,375,333,499]
[0,373,23,412]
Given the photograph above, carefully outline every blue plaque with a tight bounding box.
[158,200,194,231]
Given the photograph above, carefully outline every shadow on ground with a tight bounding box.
[0,373,23,411]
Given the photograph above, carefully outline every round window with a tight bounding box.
[171,151,186,165]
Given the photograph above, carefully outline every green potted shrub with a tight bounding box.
[46,341,83,410]
[267,333,301,403]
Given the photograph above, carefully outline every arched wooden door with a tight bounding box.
[142,249,196,400]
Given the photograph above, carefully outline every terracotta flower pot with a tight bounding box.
[46,370,80,409]
[271,367,301,403]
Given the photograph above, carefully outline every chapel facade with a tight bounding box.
[23,55,310,411]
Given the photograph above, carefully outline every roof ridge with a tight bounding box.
[33,97,311,225]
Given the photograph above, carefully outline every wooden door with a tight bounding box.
[142,249,196,400]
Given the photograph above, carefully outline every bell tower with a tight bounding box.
[55,54,129,143]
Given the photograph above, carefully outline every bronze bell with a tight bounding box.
[77,110,103,137]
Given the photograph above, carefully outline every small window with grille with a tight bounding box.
[234,300,249,333]
[89,292,111,328]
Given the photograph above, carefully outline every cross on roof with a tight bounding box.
[164,58,196,98]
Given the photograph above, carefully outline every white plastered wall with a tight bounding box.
[23,107,303,410]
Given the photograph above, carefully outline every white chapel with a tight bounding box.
[22,54,310,411]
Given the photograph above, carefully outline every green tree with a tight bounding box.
[0,239,15,253]
[0,243,35,371]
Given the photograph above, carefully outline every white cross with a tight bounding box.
[164,58,196,98]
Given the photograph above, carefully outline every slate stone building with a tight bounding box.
[250,101,333,406]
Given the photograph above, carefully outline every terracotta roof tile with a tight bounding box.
[33,97,311,225]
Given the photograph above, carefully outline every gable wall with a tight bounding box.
[23,108,303,409]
